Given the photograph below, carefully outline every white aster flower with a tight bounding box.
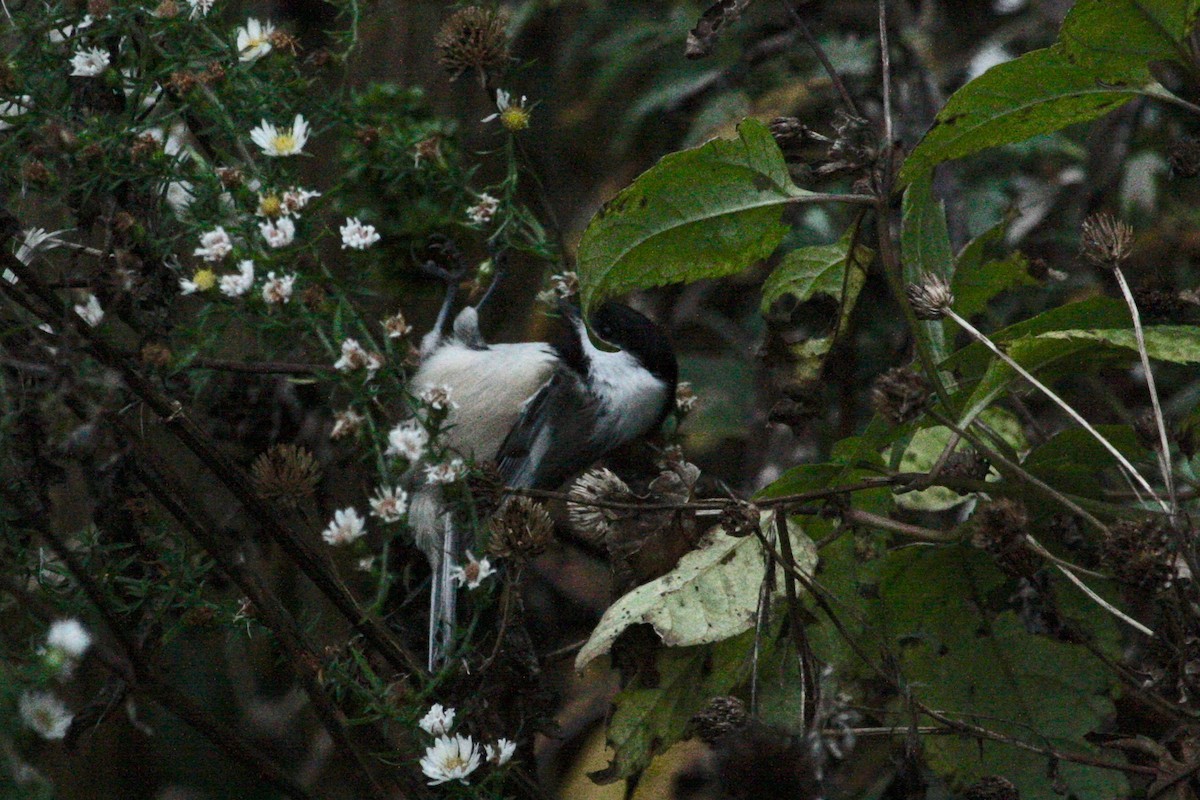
[165,180,195,216]
[46,619,92,659]
[425,458,467,486]
[19,691,72,740]
[420,734,481,786]
[187,0,215,18]
[74,294,103,327]
[382,310,412,339]
[281,187,319,215]
[0,96,32,131]
[334,338,366,372]
[481,89,531,131]
[369,485,408,523]
[261,271,295,304]
[449,550,496,590]
[236,18,275,62]
[339,217,381,250]
[386,421,428,461]
[219,260,255,297]
[330,408,364,440]
[321,507,366,546]
[70,47,110,77]
[485,738,516,766]
[249,114,309,157]
[418,384,456,412]
[418,704,455,736]
[259,216,296,248]
[194,227,233,262]
[466,193,500,225]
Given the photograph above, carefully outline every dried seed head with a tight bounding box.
[1169,136,1200,178]
[905,272,955,320]
[870,367,930,425]
[330,408,364,440]
[268,30,300,55]
[22,159,50,184]
[301,284,329,312]
[1101,518,1171,588]
[568,468,631,541]
[488,496,554,560]
[963,776,1019,800]
[941,449,991,487]
[1080,212,1133,267]
[719,501,760,538]
[151,0,179,18]
[251,444,322,508]
[435,6,511,84]
[689,696,749,744]
[971,499,1038,579]
[215,166,243,188]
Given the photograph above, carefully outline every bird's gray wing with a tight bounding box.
[496,368,602,489]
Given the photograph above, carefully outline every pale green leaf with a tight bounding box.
[575,513,817,670]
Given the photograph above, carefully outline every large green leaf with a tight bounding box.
[951,216,1039,319]
[1059,0,1200,78]
[1023,425,1149,498]
[577,118,806,310]
[1039,325,1200,363]
[902,0,1198,181]
[878,546,1125,798]
[760,230,873,381]
[591,631,753,783]
[900,47,1138,182]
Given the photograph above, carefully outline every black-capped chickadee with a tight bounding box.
[409,298,678,667]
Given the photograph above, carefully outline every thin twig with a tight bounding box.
[878,0,893,146]
[776,0,861,117]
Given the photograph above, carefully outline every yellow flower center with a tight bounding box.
[248,35,267,48]
[259,194,283,217]
[192,269,216,291]
[271,132,296,153]
[499,106,530,132]
[444,755,467,771]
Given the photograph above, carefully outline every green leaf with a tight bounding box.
[878,546,1125,798]
[890,408,1027,512]
[900,47,1139,182]
[577,118,805,310]
[575,512,817,670]
[759,229,873,381]
[1038,325,1200,363]
[592,632,753,783]
[951,217,1039,319]
[1059,0,1199,79]
[901,174,954,360]
[1023,425,1149,498]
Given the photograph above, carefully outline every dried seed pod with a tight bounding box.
[1101,518,1171,588]
[870,367,930,425]
[251,444,321,508]
[941,449,991,487]
[434,6,511,84]
[1079,212,1133,268]
[567,467,631,541]
[689,695,748,744]
[971,499,1039,579]
[905,272,955,320]
[488,496,554,560]
[719,500,760,538]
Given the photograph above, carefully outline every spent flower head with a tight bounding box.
[382,310,412,339]
[434,6,511,84]
[330,408,364,440]
[905,272,954,320]
[261,271,296,304]
[194,226,233,262]
[425,458,467,485]
[250,114,310,157]
[259,216,296,248]
[485,738,517,766]
[322,507,366,546]
[466,193,499,225]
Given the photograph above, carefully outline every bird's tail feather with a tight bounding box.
[427,514,458,670]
